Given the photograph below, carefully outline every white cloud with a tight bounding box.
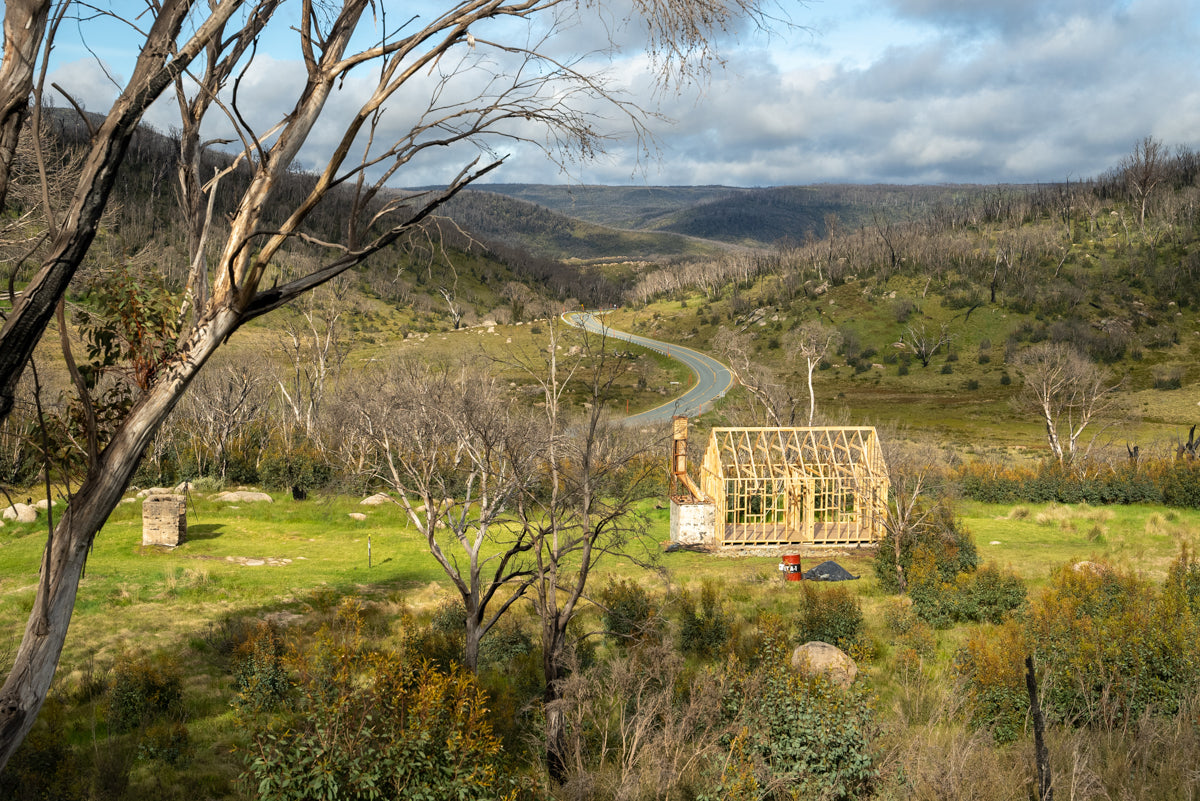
[37,0,1200,188]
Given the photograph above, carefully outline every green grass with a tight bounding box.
[4,486,1200,798]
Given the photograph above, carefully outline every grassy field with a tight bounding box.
[4,480,1200,797]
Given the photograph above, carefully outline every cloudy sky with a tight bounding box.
[42,0,1200,187]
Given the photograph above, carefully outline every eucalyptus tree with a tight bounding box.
[0,0,787,771]
[1015,341,1120,465]
[358,359,541,673]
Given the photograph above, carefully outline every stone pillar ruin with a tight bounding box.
[142,494,186,547]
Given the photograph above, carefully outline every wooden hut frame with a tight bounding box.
[699,427,889,546]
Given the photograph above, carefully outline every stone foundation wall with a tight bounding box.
[670,500,715,547]
[143,494,186,547]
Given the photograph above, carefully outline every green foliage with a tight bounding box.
[957,461,1170,507]
[678,581,731,659]
[907,553,1026,629]
[138,720,192,765]
[232,622,291,713]
[106,651,185,734]
[599,577,659,647]
[240,601,525,801]
[257,433,332,498]
[1161,461,1200,508]
[1024,561,1200,728]
[948,565,1028,624]
[797,583,863,652]
[402,598,467,670]
[874,502,979,595]
[953,621,1028,744]
[77,264,180,393]
[0,696,82,801]
[882,598,936,661]
[707,615,877,800]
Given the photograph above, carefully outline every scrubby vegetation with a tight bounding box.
[5,124,1200,797]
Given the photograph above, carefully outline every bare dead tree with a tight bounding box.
[0,0,254,424]
[785,319,840,426]
[358,358,541,672]
[273,280,350,441]
[0,0,783,769]
[878,433,942,594]
[712,325,803,426]
[1122,135,1167,231]
[505,316,663,781]
[0,0,51,212]
[1014,342,1121,466]
[903,322,953,368]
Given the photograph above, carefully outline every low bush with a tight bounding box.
[107,651,185,734]
[232,622,290,713]
[1025,560,1200,728]
[707,615,878,800]
[874,502,978,595]
[948,565,1028,625]
[953,621,1028,744]
[678,581,732,659]
[598,577,660,647]
[797,583,863,652]
[240,601,527,801]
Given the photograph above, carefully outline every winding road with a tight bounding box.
[563,311,734,426]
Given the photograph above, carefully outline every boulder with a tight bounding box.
[34,499,57,511]
[214,490,274,503]
[791,641,858,689]
[2,503,37,523]
[348,513,367,521]
[136,487,173,498]
[359,493,391,506]
[173,481,194,494]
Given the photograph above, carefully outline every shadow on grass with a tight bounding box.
[187,524,224,541]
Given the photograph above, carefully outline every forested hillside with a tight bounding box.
[613,143,1200,463]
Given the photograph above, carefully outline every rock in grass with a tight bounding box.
[349,513,367,521]
[791,641,858,688]
[2,503,37,523]
[359,493,391,506]
[213,490,274,503]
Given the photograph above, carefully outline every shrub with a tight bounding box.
[598,577,660,648]
[233,622,291,713]
[257,436,332,499]
[678,581,731,659]
[874,503,978,595]
[240,601,525,801]
[107,651,184,734]
[0,696,82,801]
[953,621,1028,743]
[882,598,936,659]
[948,565,1027,624]
[405,598,467,670]
[1024,562,1200,728]
[708,615,877,800]
[797,583,863,652]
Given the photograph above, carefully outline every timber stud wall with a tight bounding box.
[699,427,889,547]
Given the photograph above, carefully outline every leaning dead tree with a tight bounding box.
[0,0,784,771]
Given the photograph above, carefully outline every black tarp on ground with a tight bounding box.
[802,560,858,581]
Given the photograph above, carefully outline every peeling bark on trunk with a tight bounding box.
[0,0,51,213]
